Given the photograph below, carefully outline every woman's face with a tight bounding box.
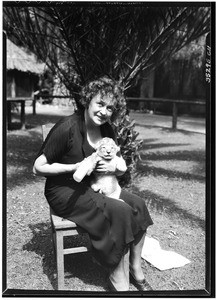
[86,93,116,126]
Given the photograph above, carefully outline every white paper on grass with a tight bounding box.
[141,236,191,271]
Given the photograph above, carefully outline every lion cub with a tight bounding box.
[73,137,123,200]
[91,137,122,199]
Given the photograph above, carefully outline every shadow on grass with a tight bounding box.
[136,123,203,135]
[22,222,57,289]
[140,149,205,162]
[7,130,44,189]
[141,142,190,151]
[6,111,73,190]
[23,222,107,291]
[137,149,205,182]
[137,163,205,182]
[131,186,205,231]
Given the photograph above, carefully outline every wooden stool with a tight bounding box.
[42,124,89,290]
[50,209,89,290]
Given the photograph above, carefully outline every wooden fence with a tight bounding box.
[33,94,73,115]
[33,94,206,130]
[127,97,206,129]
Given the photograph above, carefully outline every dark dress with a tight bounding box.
[35,110,153,267]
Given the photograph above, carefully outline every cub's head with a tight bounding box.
[96,138,120,160]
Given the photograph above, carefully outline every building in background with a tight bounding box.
[6,38,45,99]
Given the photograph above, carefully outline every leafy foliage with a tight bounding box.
[113,114,143,186]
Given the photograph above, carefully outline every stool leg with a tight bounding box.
[55,231,65,290]
[50,222,56,256]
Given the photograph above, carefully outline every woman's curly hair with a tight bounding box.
[79,77,126,122]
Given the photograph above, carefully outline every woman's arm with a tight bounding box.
[33,154,80,177]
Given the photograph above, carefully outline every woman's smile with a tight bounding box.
[96,114,108,122]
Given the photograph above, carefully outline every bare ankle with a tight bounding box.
[129,263,145,281]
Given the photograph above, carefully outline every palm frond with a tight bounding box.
[3,4,211,93]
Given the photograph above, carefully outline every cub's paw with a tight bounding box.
[91,183,101,193]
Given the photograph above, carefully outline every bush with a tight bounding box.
[113,113,143,187]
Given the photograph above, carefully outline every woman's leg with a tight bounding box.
[129,230,146,281]
[109,246,130,291]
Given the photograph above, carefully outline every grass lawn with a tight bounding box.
[5,104,207,295]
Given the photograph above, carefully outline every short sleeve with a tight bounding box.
[36,119,74,164]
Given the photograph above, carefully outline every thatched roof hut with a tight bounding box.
[7,39,45,74]
[7,39,45,98]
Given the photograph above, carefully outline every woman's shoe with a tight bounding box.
[108,278,129,292]
[129,271,153,291]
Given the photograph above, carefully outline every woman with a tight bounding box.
[33,77,153,291]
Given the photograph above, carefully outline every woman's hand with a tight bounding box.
[95,156,127,176]
[95,159,117,174]
[75,162,82,171]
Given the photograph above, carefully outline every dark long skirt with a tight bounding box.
[45,177,153,267]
